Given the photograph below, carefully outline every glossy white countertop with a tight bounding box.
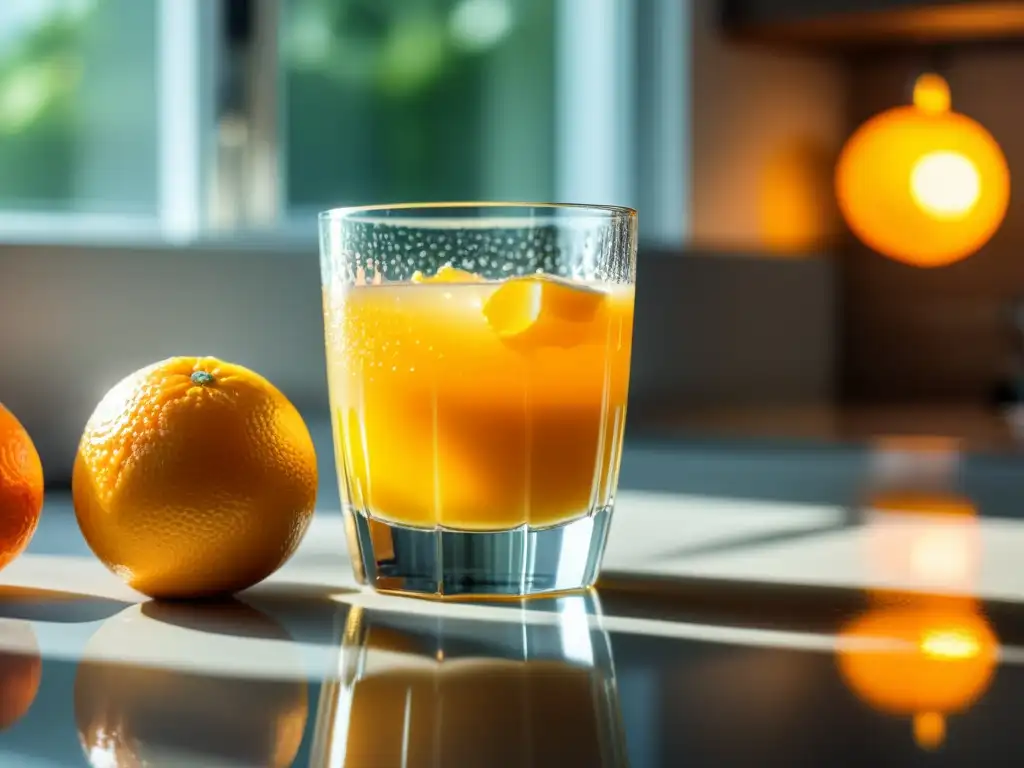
[4,489,1024,666]
[2,487,1023,766]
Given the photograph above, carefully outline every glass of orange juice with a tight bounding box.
[319,203,637,598]
[311,592,628,766]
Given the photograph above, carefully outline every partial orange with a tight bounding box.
[72,356,318,599]
[0,403,43,570]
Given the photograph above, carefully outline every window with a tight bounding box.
[0,0,158,216]
[0,0,685,244]
[282,0,556,210]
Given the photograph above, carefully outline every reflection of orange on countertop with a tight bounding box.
[836,603,998,750]
[0,620,40,731]
[75,603,309,768]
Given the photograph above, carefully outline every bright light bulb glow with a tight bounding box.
[910,151,981,220]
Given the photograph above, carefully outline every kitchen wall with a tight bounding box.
[842,48,1024,401]
[689,0,848,252]
[629,0,845,409]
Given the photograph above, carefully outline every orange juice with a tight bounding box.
[334,659,618,768]
[324,268,634,531]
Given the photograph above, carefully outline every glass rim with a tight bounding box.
[318,201,637,223]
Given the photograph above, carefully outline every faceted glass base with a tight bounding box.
[344,506,614,598]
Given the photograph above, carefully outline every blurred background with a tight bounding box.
[3,0,1024,509]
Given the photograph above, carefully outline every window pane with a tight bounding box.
[282,0,556,209]
[0,0,158,214]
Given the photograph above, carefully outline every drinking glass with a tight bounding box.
[310,592,628,767]
[319,203,637,597]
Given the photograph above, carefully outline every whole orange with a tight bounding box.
[72,357,318,599]
[0,403,44,570]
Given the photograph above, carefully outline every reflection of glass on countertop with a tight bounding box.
[311,591,628,768]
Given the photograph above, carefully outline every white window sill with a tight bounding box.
[0,212,319,253]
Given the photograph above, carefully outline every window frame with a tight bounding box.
[157,0,213,243]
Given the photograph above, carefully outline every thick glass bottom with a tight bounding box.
[345,506,614,598]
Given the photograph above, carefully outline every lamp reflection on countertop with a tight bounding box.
[836,601,998,751]
[311,592,627,768]
[864,491,981,596]
[861,437,980,596]
[843,435,998,751]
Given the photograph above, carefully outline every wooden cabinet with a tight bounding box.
[723,0,1024,47]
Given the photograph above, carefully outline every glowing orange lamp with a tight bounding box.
[836,73,1010,267]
